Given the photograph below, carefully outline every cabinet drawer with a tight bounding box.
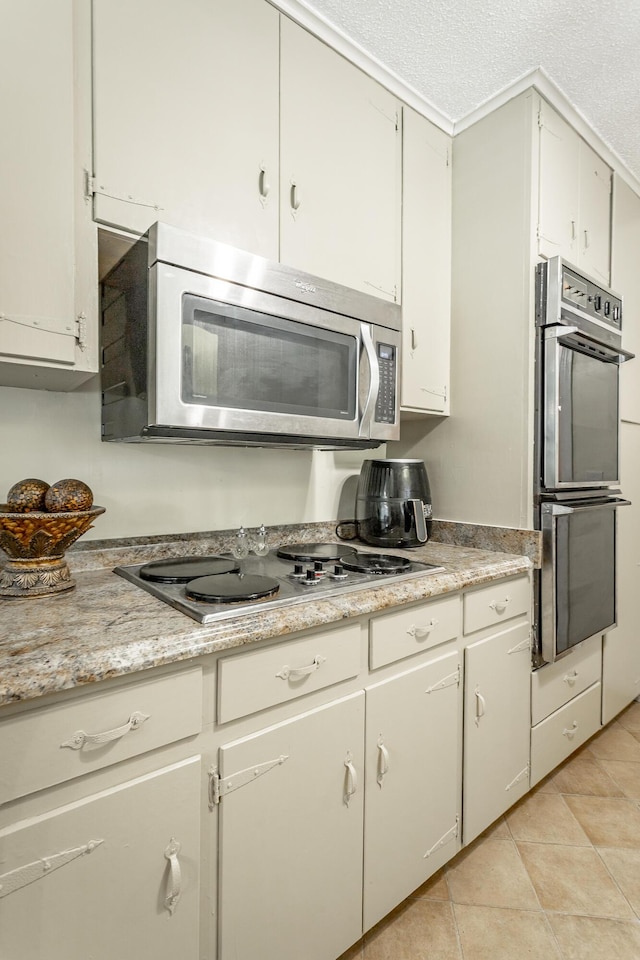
[217,622,361,723]
[531,635,602,725]
[530,682,602,786]
[0,668,203,804]
[369,594,460,669]
[463,575,530,635]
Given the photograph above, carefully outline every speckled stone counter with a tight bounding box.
[0,521,539,707]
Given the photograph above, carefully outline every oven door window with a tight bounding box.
[556,345,619,485]
[181,295,357,420]
[555,506,615,655]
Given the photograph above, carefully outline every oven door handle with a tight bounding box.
[546,498,632,516]
[545,324,635,364]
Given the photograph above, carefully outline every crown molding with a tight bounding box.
[454,67,640,196]
[269,2,640,197]
[269,0,454,135]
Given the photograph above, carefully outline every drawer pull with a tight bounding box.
[408,618,439,639]
[475,686,486,726]
[163,838,182,916]
[60,711,150,750]
[489,596,511,614]
[276,655,326,682]
[344,750,358,806]
[0,839,104,899]
[563,671,579,686]
[258,165,271,203]
[563,721,579,739]
[376,736,390,787]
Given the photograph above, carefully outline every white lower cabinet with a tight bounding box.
[0,757,201,960]
[462,620,532,844]
[531,683,602,786]
[216,693,365,960]
[363,649,461,930]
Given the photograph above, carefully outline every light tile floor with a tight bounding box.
[339,700,640,960]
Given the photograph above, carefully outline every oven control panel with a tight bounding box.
[561,267,622,331]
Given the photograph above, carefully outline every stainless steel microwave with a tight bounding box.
[100,222,402,449]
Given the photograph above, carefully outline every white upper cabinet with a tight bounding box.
[92,0,280,259]
[0,0,97,390]
[612,176,640,424]
[400,107,451,414]
[538,100,611,283]
[279,18,401,300]
[92,2,402,300]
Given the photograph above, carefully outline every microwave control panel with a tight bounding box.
[374,342,397,423]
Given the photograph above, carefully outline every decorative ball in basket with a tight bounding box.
[0,478,105,598]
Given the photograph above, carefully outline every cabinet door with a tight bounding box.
[218,693,364,960]
[603,420,640,722]
[578,138,611,284]
[0,757,201,960]
[92,0,280,258]
[613,176,640,424]
[364,650,461,931]
[538,102,580,263]
[0,0,77,369]
[463,621,531,844]
[400,107,451,414]
[280,17,401,300]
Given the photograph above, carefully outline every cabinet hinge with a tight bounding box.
[505,763,529,792]
[84,168,163,213]
[425,664,461,695]
[0,840,104,899]
[0,311,86,348]
[423,816,459,859]
[507,636,531,655]
[208,755,289,807]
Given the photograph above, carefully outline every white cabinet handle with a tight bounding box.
[376,736,390,788]
[411,327,417,351]
[474,686,486,726]
[60,711,150,750]
[571,219,577,241]
[343,751,358,806]
[163,838,182,916]
[276,655,326,681]
[489,596,511,614]
[584,228,590,249]
[407,618,439,639]
[563,721,579,739]
[290,180,301,212]
[258,165,271,203]
[563,670,578,686]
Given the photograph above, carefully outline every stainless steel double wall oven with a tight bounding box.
[534,257,633,665]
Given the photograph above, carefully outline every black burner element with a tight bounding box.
[185,573,280,604]
[139,556,240,583]
[276,543,357,563]
[340,553,413,575]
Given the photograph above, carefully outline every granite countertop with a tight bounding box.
[0,521,539,708]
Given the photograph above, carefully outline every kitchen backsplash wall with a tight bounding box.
[0,382,373,540]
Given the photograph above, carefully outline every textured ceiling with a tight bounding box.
[302,0,640,182]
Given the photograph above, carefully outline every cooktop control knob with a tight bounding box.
[313,560,325,574]
[303,568,319,585]
[331,563,348,580]
[290,563,305,579]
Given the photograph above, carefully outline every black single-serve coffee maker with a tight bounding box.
[337,458,432,548]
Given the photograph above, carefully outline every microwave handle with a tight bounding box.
[545,325,635,364]
[359,324,380,438]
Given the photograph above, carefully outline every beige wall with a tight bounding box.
[0,381,371,540]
